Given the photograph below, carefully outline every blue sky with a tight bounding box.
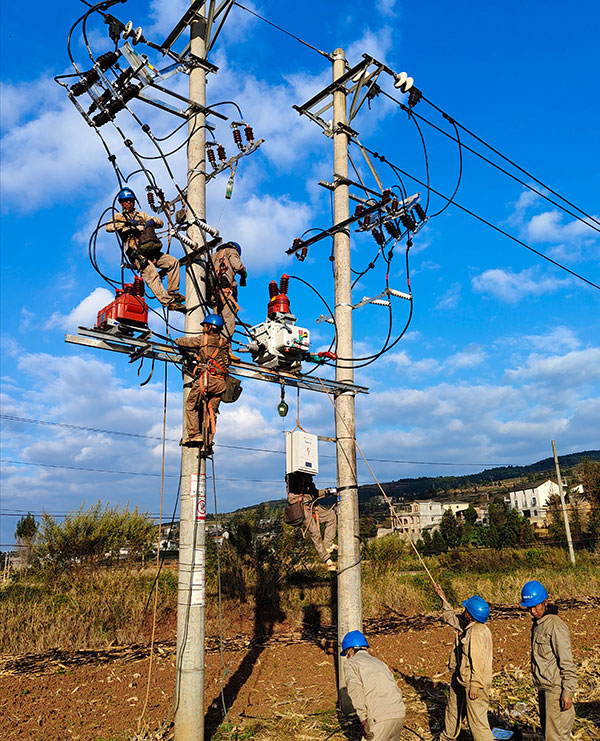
[1,0,599,549]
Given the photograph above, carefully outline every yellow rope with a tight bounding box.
[317,378,438,587]
[138,360,169,727]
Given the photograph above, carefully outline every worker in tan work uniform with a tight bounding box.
[175,313,229,450]
[520,580,577,741]
[209,241,247,357]
[341,630,405,740]
[106,188,185,312]
[286,471,337,570]
[434,583,494,741]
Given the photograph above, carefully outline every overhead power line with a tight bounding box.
[420,93,600,231]
[356,142,600,291]
[379,89,600,236]
[232,2,332,59]
[2,415,522,467]
[0,459,285,483]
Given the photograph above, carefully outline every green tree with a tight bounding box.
[440,509,462,548]
[418,530,433,554]
[546,494,566,545]
[431,529,447,554]
[359,516,378,541]
[519,518,536,545]
[35,502,155,570]
[576,458,600,505]
[499,509,522,547]
[464,505,478,525]
[488,495,508,530]
[15,512,38,568]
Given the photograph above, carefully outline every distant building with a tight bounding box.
[504,479,560,519]
[392,500,471,540]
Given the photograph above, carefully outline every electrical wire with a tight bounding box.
[232,2,332,60]
[420,92,600,231]
[357,142,600,292]
[379,89,599,233]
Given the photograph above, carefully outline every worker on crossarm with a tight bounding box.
[106,188,185,312]
[341,630,405,740]
[433,583,494,741]
[175,313,229,450]
[520,580,577,741]
[209,241,247,358]
[285,471,337,570]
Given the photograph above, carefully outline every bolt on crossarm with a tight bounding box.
[332,47,363,708]
[175,7,209,741]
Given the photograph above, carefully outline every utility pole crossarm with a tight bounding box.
[64,328,369,396]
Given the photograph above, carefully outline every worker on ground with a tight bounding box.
[433,583,494,741]
[520,580,577,741]
[175,313,229,450]
[209,241,247,358]
[286,471,337,570]
[106,188,185,312]
[341,630,405,740]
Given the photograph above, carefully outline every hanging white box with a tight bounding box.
[285,430,319,475]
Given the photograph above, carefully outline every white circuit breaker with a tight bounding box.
[285,429,319,475]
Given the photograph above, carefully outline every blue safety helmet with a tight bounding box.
[520,580,548,608]
[117,187,136,202]
[202,313,224,329]
[221,240,241,256]
[341,630,369,656]
[462,595,490,623]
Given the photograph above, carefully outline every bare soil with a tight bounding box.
[1,604,599,740]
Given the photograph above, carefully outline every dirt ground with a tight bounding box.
[1,603,599,740]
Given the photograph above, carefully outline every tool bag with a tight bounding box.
[283,500,304,527]
[221,374,243,403]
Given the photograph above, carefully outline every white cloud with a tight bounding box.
[434,283,461,310]
[504,348,600,386]
[375,0,399,18]
[445,347,486,372]
[472,267,571,303]
[45,287,114,331]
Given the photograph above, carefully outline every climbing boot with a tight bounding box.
[229,351,241,362]
[168,291,185,303]
[169,301,187,314]
[181,434,204,447]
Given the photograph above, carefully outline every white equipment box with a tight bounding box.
[285,430,319,475]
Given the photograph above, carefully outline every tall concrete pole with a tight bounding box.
[175,7,208,740]
[332,48,362,702]
[551,440,576,565]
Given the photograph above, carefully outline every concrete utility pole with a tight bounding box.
[175,8,208,740]
[551,440,576,565]
[332,48,363,698]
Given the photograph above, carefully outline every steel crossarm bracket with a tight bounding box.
[204,139,265,182]
[293,56,389,133]
[228,360,369,395]
[65,328,368,396]
[286,194,393,255]
[161,0,207,50]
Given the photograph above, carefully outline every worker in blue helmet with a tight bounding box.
[106,188,185,312]
[340,630,405,740]
[520,581,577,741]
[209,240,247,359]
[433,582,494,741]
[175,313,229,450]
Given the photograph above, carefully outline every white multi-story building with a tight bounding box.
[393,500,471,540]
[504,479,560,519]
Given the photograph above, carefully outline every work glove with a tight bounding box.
[175,208,187,224]
[239,269,247,287]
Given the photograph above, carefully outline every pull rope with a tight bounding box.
[317,378,437,587]
[138,360,169,727]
